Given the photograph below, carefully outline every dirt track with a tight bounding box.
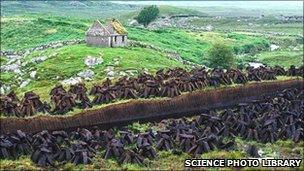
[1,79,303,134]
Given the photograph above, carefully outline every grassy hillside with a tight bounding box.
[188,17,303,35]
[119,5,205,21]
[1,44,188,100]
[1,15,271,64]
[0,16,89,50]
[128,28,270,63]
[0,1,139,19]
[255,51,303,68]
[1,14,302,98]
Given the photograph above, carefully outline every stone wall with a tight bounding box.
[0,39,85,57]
[111,35,128,47]
[85,36,111,47]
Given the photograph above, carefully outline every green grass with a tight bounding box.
[4,44,187,100]
[128,28,209,63]
[0,16,90,51]
[255,51,303,68]
[128,28,270,64]
[1,15,271,65]
[30,44,186,79]
[188,17,303,35]
[1,1,139,19]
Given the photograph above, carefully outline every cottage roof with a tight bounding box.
[107,19,128,35]
[86,19,127,36]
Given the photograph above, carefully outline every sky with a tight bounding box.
[113,1,303,10]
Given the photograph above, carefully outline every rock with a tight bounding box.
[0,63,21,73]
[205,25,213,31]
[270,44,280,51]
[6,55,21,60]
[20,79,31,88]
[129,19,139,26]
[119,71,127,77]
[293,46,300,51]
[105,66,114,72]
[248,62,265,68]
[167,52,182,61]
[258,149,264,157]
[0,84,10,95]
[84,56,103,68]
[107,71,115,77]
[77,69,94,80]
[31,56,48,63]
[114,61,120,66]
[0,87,4,95]
[61,77,82,85]
[30,71,37,79]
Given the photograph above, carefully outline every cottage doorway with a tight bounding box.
[110,37,113,47]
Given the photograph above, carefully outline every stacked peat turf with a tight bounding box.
[0,88,303,167]
[1,65,303,117]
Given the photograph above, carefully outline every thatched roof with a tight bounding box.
[107,19,128,35]
[86,19,127,36]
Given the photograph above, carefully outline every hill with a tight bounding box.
[0,1,140,19]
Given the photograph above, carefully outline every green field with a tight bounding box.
[1,13,302,98]
[255,51,303,68]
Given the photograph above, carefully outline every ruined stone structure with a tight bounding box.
[85,19,128,47]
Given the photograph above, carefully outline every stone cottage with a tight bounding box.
[85,19,128,47]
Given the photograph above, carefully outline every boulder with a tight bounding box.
[129,19,139,26]
[30,71,37,79]
[31,56,48,63]
[107,70,115,77]
[270,44,280,51]
[61,77,82,85]
[84,56,103,68]
[77,69,94,80]
[248,62,265,68]
[20,79,31,88]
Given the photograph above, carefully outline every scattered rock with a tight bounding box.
[30,71,37,79]
[167,52,182,61]
[129,19,139,26]
[270,44,280,51]
[293,46,300,51]
[84,56,103,68]
[0,84,10,95]
[61,77,82,85]
[107,71,116,77]
[205,25,213,31]
[119,71,127,77]
[31,56,48,63]
[77,69,94,80]
[20,79,31,88]
[0,63,21,74]
[248,62,265,68]
[105,66,114,72]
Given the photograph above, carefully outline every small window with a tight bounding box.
[122,36,125,42]
[114,36,117,42]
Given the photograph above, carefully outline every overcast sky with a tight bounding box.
[113,1,303,10]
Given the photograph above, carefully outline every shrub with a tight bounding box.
[136,5,159,27]
[207,43,235,69]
